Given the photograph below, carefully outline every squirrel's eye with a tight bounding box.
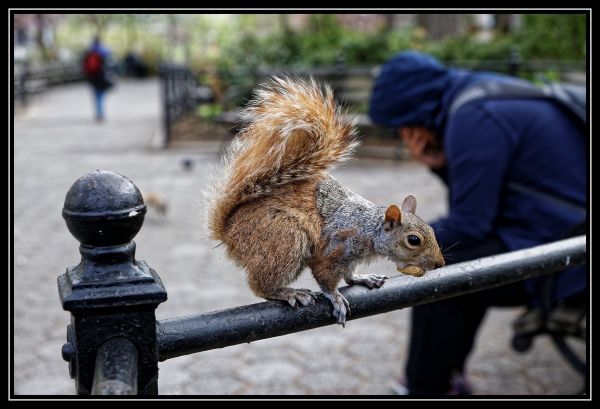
[407,235,421,246]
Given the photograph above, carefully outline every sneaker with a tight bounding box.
[391,374,473,396]
[447,373,473,395]
[391,378,410,395]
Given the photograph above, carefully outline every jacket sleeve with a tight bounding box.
[431,104,517,250]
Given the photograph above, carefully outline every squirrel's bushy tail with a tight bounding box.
[206,76,359,241]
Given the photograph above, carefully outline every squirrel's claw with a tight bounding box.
[279,288,317,308]
[284,288,317,308]
[295,288,317,306]
[323,290,351,327]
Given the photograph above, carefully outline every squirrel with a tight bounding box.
[142,191,168,216]
[206,76,445,326]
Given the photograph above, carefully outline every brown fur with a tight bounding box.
[308,242,346,293]
[208,77,358,303]
[223,178,325,297]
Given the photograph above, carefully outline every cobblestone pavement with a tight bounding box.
[12,79,586,396]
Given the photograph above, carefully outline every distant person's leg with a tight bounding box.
[403,237,529,395]
[94,88,105,121]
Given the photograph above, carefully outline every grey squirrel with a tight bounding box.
[206,77,445,326]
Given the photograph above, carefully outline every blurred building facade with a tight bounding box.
[287,14,520,40]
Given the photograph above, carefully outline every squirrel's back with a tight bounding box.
[206,76,359,241]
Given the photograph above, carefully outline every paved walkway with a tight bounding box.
[13,79,585,396]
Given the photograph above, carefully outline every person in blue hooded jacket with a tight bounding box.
[369,51,587,395]
[83,36,113,121]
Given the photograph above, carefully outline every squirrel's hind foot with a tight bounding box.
[322,289,351,327]
[267,287,317,308]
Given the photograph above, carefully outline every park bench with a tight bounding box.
[212,65,407,159]
[210,55,565,136]
[214,65,381,133]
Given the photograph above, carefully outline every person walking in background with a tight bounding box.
[82,36,114,122]
[369,51,587,395]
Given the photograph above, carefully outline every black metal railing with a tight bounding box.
[92,338,138,395]
[57,170,587,395]
[159,63,213,147]
[156,236,586,360]
[14,61,84,107]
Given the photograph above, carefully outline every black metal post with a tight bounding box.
[508,48,522,77]
[160,65,172,147]
[19,62,30,106]
[92,337,138,395]
[157,236,586,360]
[58,170,167,395]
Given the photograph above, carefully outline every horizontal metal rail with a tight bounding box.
[157,235,586,361]
[92,337,138,395]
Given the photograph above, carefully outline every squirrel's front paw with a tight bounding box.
[348,274,388,289]
[323,290,351,327]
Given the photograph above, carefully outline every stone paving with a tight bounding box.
[12,79,586,396]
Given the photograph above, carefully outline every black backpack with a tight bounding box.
[449,80,587,126]
[449,79,587,219]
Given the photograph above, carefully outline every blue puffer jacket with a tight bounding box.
[369,51,587,304]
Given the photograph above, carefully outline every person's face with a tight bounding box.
[399,126,446,169]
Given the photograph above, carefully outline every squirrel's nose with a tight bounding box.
[434,255,446,269]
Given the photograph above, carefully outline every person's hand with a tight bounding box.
[400,127,446,169]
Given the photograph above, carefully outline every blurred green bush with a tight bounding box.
[214,14,586,71]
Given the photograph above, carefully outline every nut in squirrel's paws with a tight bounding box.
[397,265,426,277]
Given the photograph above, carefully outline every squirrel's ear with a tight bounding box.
[384,205,402,231]
[401,195,417,215]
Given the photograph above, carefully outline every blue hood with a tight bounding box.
[369,51,508,135]
[90,39,111,58]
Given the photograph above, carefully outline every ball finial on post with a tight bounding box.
[62,170,147,247]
